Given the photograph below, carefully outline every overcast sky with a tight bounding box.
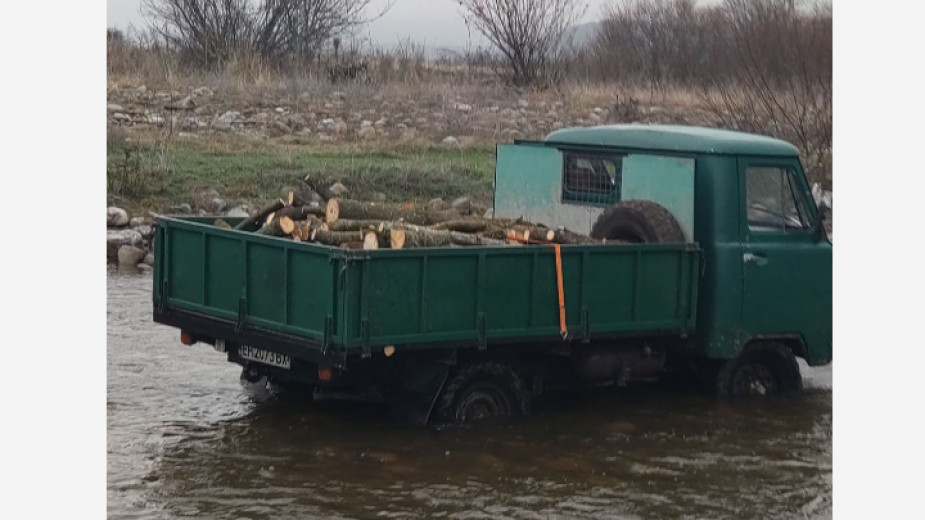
[107,0,616,49]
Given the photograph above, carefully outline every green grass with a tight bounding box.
[107,135,496,212]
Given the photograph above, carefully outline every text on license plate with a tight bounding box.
[239,345,291,369]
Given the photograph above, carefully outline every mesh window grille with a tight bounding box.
[562,152,622,205]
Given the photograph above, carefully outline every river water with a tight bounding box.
[108,268,832,519]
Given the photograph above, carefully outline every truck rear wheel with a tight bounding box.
[590,200,684,243]
[716,343,803,397]
[434,361,529,425]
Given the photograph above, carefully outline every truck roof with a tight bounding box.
[544,124,799,156]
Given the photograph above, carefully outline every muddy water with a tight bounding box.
[108,269,832,519]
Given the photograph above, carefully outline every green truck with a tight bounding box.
[153,124,832,425]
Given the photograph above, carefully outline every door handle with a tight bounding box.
[743,252,768,266]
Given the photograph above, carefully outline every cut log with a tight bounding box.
[389,228,406,250]
[310,229,367,246]
[275,203,325,221]
[550,227,603,245]
[341,241,366,249]
[234,198,285,231]
[325,198,461,226]
[256,215,296,236]
[327,219,386,232]
[387,223,510,247]
[363,232,379,250]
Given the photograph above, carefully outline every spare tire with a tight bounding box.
[590,200,685,243]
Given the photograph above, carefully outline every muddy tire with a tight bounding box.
[716,343,803,397]
[434,361,529,425]
[590,200,684,243]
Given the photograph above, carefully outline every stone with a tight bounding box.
[215,111,241,125]
[136,263,153,272]
[107,103,124,112]
[358,126,377,141]
[133,225,154,240]
[107,229,143,259]
[129,216,149,228]
[518,99,529,108]
[167,95,194,110]
[441,136,459,147]
[147,113,165,124]
[328,182,350,197]
[451,196,472,215]
[271,120,291,134]
[107,207,129,227]
[332,121,348,135]
[452,102,472,112]
[275,107,287,114]
[426,198,449,211]
[113,112,131,122]
[483,207,494,219]
[143,252,156,266]
[193,86,213,97]
[225,207,249,218]
[321,118,335,127]
[360,120,373,128]
[118,245,147,266]
[374,118,387,127]
[209,198,227,213]
[196,188,220,206]
[168,203,192,214]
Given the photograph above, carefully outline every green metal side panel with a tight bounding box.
[156,217,700,356]
[338,244,700,352]
[155,217,340,345]
[622,154,696,241]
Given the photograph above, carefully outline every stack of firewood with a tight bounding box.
[220,182,605,250]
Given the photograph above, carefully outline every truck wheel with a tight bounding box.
[591,200,684,243]
[239,367,272,399]
[434,361,529,424]
[716,343,803,397]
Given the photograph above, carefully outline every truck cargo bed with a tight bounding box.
[154,216,700,362]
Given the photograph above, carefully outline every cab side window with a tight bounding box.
[562,153,622,204]
[745,166,812,231]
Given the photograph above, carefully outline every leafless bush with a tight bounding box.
[141,0,387,67]
[456,0,587,86]
[702,0,832,184]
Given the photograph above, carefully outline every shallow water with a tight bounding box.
[108,268,832,519]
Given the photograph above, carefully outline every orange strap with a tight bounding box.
[554,244,567,338]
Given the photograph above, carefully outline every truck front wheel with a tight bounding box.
[716,343,803,397]
[433,361,529,425]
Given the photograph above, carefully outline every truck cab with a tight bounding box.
[494,124,832,369]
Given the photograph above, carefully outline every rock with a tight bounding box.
[209,198,227,213]
[143,252,156,266]
[360,120,373,128]
[196,188,220,206]
[271,120,291,134]
[166,95,194,110]
[112,112,131,122]
[225,207,249,218]
[441,136,460,147]
[451,196,472,215]
[168,203,192,214]
[108,229,143,259]
[136,85,147,93]
[518,99,529,108]
[333,121,348,135]
[426,198,449,211]
[358,126,377,141]
[193,86,213,97]
[107,207,130,227]
[107,103,124,112]
[483,207,494,219]
[275,107,287,114]
[129,216,149,227]
[147,113,165,124]
[133,225,154,240]
[137,263,153,272]
[374,118,387,127]
[215,111,241,125]
[452,102,472,112]
[321,117,335,127]
[118,245,147,266]
[296,127,313,137]
[328,182,350,197]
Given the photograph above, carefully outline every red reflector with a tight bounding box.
[180,331,196,345]
[318,366,332,382]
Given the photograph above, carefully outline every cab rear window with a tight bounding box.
[562,152,622,204]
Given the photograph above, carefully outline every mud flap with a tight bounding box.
[389,358,452,425]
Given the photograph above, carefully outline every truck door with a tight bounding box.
[737,157,832,364]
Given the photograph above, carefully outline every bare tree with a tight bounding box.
[142,0,386,66]
[457,0,588,86]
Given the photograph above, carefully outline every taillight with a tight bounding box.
[318,366,332,382]
[180,331,196,345]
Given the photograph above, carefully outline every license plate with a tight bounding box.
[239,345,291,369]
